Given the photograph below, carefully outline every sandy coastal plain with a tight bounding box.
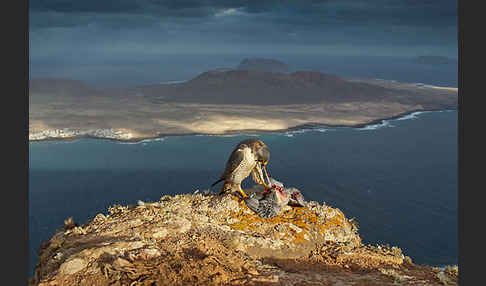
[29,74,458,142]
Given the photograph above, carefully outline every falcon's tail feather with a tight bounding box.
[219,182,233,195]
[211,177,224,187]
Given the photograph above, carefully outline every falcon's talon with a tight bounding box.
[238,186,248,198]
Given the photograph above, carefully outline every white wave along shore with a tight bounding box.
[29,110,456,144]
[284,109,456,136]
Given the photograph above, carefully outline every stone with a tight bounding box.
[287,223,302,233]
[173,218,191,233]
[127,241,145,249]
[113,258,131,268]
[93,213,106,223]
[54,252,64,260]
[59,258,87,275]
[143,248,161,259]
[152,228,169,239]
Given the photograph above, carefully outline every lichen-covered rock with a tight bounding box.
[30,192,458,286]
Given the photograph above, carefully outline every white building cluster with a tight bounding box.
[29,129,81,140]
[29,128,133,141]
[90,129,133,140]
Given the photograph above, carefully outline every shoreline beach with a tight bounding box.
[29,107,457,143]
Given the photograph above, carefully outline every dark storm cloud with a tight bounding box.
[29,0,458,86]
[29,0,277,15]
[30,0,457,29]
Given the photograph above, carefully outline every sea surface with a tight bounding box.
[29,109,458,275]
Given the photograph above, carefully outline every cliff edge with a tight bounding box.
[30,192,458,286]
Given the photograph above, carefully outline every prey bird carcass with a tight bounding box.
[244,178,307,218]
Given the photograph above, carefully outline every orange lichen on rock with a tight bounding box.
[226,197,353,246]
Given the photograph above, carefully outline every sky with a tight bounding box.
[29,0,458,87]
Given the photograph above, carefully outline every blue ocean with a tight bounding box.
[29,109,458,275]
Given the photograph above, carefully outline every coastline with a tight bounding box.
[29,75,458,144]
[29,107,457,144]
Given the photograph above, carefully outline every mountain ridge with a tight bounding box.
[29,68,454,106]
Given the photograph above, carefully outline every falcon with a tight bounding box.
[211,139,271,198]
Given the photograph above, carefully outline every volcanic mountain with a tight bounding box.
[131,70,392,105]
[30,68,457,108]
[131,69,454,107]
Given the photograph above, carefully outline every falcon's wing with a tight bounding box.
[251,163,266,186]
[222,147,245,178]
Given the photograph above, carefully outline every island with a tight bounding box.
[29,65,458,142]
[30,191,458,285]
[412,56,457,65]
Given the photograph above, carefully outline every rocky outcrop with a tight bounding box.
[30,192,458,286]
